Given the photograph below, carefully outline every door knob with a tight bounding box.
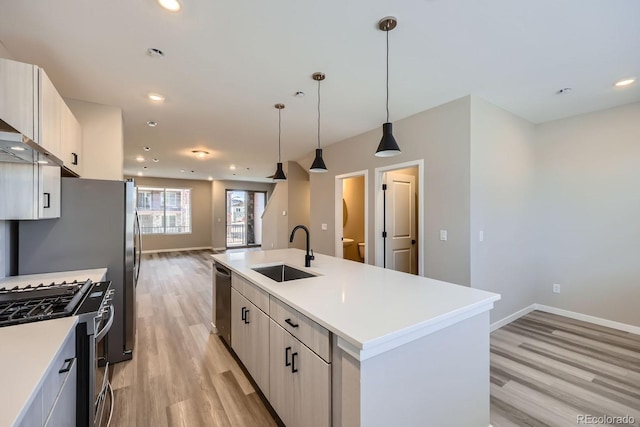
[411,239,416,245]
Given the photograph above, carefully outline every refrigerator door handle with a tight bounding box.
[134,209,142,286]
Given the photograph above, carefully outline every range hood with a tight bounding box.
[0,120,63,167]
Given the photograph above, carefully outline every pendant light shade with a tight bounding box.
[309,72,328,173]
[272,103,287,182]
[375,16,401,157]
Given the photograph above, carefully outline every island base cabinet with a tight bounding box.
[270,320,330,427]
[231,288,270,397]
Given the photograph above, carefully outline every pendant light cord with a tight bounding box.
[386,29,390,123]
[317,79,321,149]
[278,108,282,161]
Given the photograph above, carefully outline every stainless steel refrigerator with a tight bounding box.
[18,177,141,364]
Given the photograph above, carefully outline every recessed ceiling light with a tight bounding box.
[152,158,159,163]
[192,150,209,159]
[146,48,165,58]
[180,169,185,173]
[295,91,305,97]
[143,146,151,151]
[147,121,158,127]
[148,93,165,102]
[191,170,195,173]
[136,156,145,162]
[557,87,572,94]
[10,146,25,151]
[229,165,236,170]
[614,78,636,87]
[143,166,148,169]
[137,171,143,176]
[158,0,181,12]
[208,176,213,181]
[37,160,48,164]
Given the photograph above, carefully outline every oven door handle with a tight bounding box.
[95,305,115,343]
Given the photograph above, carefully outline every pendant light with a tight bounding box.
[272,103,287,181]
[309,72,328,173]
[375,16,401,157]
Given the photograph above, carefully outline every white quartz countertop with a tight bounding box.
[0,317,78,427]
[0,268,107,288]
[212,249,500,360]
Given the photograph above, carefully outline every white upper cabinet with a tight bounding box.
[38,70,63,160]
[0,58,38,141]
[61,101,82,176]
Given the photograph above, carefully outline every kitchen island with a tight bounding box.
[212,249,499,427]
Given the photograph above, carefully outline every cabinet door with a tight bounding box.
[39,166,61,219]
[231,288,247,361]
[293,341,331,427]
[0,58,37,141]
[269,320,296,427]
[0,163,38,219]
[44,357,77,427]
[244,299,270,397]
[39,69,62,159]
[61,102,82,176]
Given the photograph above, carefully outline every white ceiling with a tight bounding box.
[0,0,638,182]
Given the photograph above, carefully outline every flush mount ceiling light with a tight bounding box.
[208,176,213,181]
[230,165,236,171]
[192,150,209,159]
[147,121,158,127]
[309,72,328,173]
[272,103,287,182]
[375,16,401,158]
[614,77,636,87]
[136,156,145,162]
[146,48,165,58]
[158,0,181,12]
[148,93,165,102]
[137,171,143,176]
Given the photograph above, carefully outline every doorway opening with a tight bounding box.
[225,190,266,248]
[335,170,368,263]
[374,160,424,275]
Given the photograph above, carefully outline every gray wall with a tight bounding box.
[534,102,640,327]
[470,97,538,323]
[309,96,472,285]
[212,180,274,249]
[127,176,213,252]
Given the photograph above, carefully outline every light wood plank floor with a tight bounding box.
[111,250,640,426]
[110,250,278,427]
[491,311,640,427]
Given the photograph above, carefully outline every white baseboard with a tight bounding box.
[534,304,640,335]
[142,246,213,254]
[213,247,226,252]
[490,304,537,332]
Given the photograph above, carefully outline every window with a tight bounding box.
[136,186,192,234]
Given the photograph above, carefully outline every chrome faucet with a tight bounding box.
[289,225,314,267]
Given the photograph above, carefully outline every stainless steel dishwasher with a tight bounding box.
[214,262,232,346]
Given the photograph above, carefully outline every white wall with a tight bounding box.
[470,97,538,323]
[65,98,123,180]
[262,184,288,250]
[309,96,472,285]
[534,102,640,327]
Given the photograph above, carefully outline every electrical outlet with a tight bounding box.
[552,283,561,294]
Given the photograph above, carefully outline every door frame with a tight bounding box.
[225,189,267,248]
[374,159,425,276]
[334,170,369,262]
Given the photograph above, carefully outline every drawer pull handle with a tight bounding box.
[43,192,51,209]
[59,357,75,374]
[285,346,292,367]
[285,318,299,328]
[291,352,298,373]
[244,308,250,324]
[241,307,247,321]
[72,152,78,165]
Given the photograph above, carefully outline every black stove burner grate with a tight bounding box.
[0,280,93,327]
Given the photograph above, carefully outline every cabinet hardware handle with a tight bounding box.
[72,152,78,165]
[43,192,51,209]
[285,318,299,328]
[285,346,292,367]
[59,357,75,374]
[291,352,298,373]
[241,307,246,321]
[244,308,250,324]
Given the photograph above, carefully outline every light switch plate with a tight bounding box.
[321,223,328,231]
[479,230,484,242]
[440,230,447,241]
[553,284,561,294]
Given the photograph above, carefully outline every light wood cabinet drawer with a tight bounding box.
[232,273,269,314]
[41,327,75,419]
[270,296,330,362]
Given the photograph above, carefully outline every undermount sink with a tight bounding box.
[251,264,317,282]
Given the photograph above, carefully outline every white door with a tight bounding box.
[384,171,417,274]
